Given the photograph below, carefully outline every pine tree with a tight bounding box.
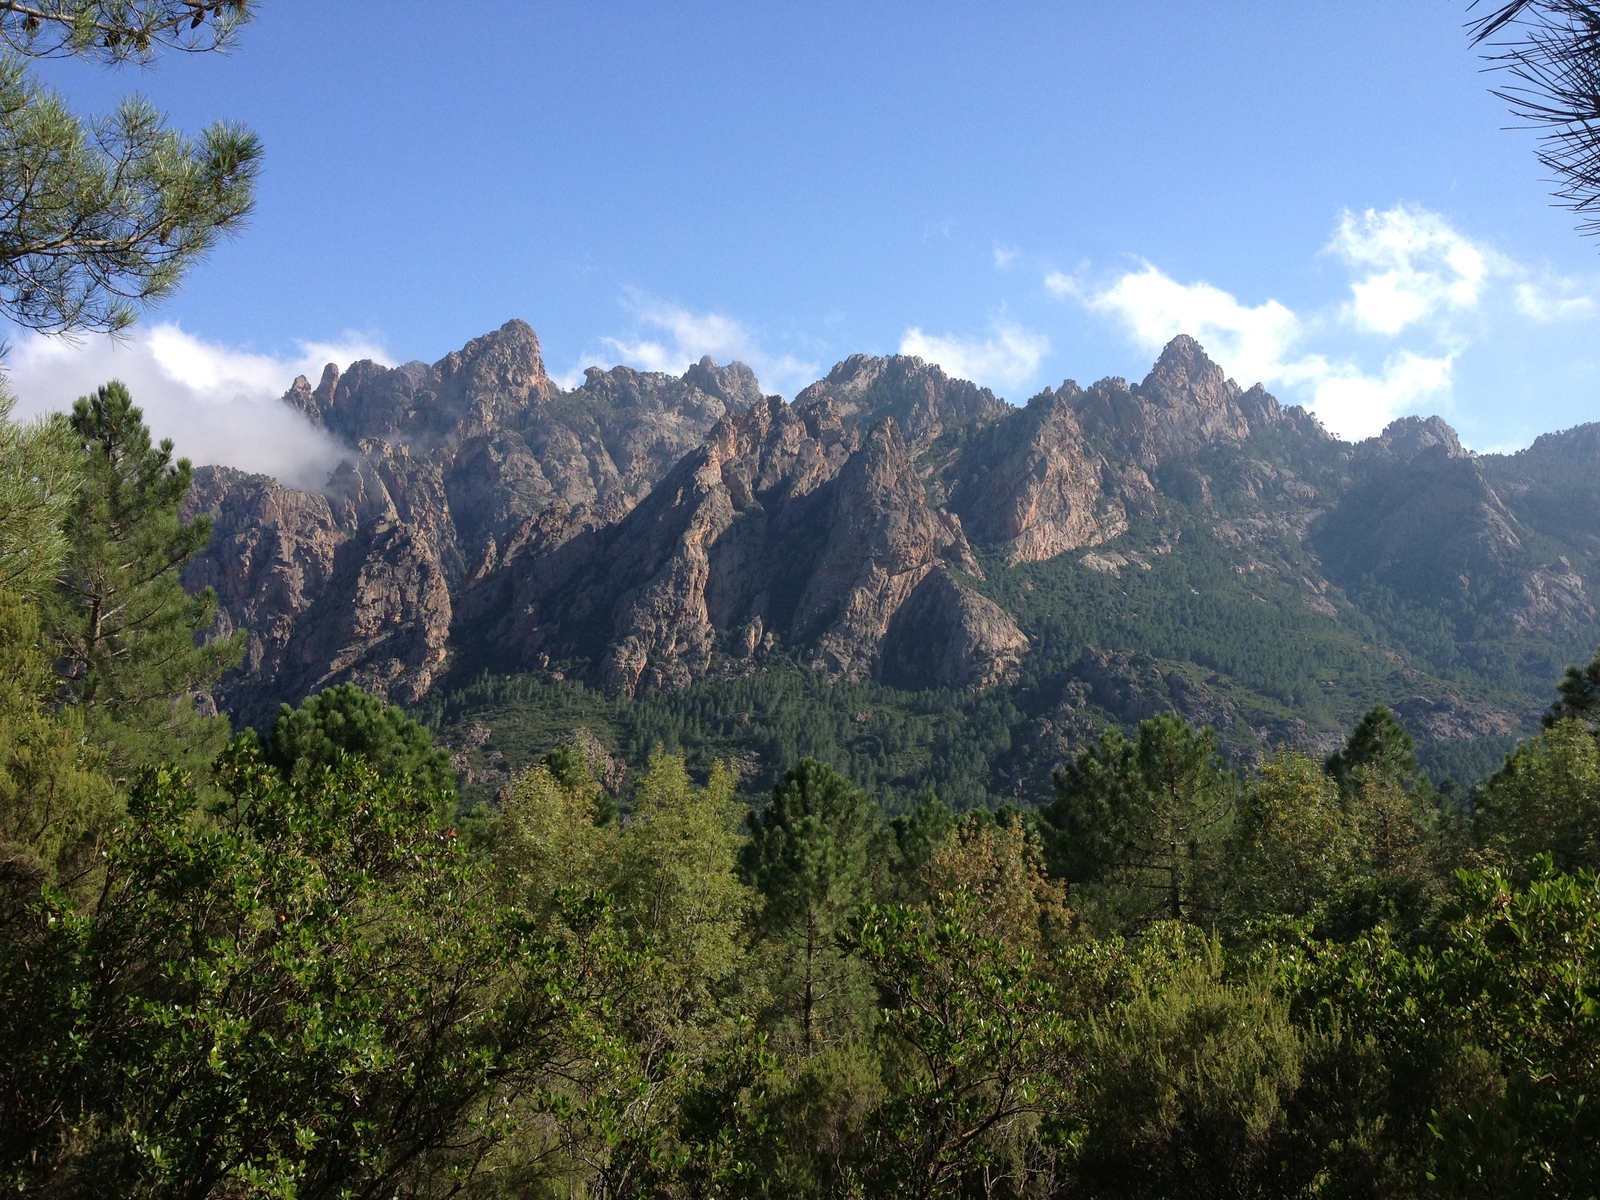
[1545,645,1600,731]
[49,381,243,773]
[1476,719,1600,874]
[741,758,881,1051]
[0,2,260,338]
[0,396,79,600]
[1325,705,1417,794]
[1046,714,1237,929]
[267,682,454,799]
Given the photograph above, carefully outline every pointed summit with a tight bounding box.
[435,318,554,414]
[1139,334,1235,411]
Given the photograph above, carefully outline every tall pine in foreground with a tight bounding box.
[1046,713,1237,931]
[49,382,242,774]
[742,758,882,1052]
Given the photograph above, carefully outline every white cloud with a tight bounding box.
[1051,204,1587,440]
[899,320,1049,391]
[5,324,384,490]
[1329,205,1501,335]
[992,245,1020,269]
[590,290,818,396]
[1082,264,1302,393]
[1514,279,1596,322]
[1044,271,1077,297]
[1071,257,1451,440]
[1305,351,1454,442]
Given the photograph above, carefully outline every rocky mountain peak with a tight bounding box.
[794,353,1008,448]
[192,323,1600,771]
[1138,334,1236,411]
[432,318,556,430]
[281,319,556,447]
[1068,335,1258,464]
[1363,415,1467,463]
[681,355,766,410]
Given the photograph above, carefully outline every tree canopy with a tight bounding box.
[267,681,455,798]
[48,381,242,773]
[1472,1,1600,239]
[0,0,260,336]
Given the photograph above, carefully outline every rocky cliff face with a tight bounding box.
[947,385,1145,565]
[186,322,1600,766]
[458,395,1024,697]
[185,320,762,721]
[1070,335,1263,465]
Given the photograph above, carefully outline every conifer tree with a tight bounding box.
[267,682,454,798]
[0,2,260,338]
[742,758,881,1051]
[1222,750,1357,924]
[1047,714,1237,929]
[1325,704,1418,794]
[0,397,79,600]
[49,381,242,772]
[890,792,956,890]
[1544,645,1600,731]
[1476,719,1600,873]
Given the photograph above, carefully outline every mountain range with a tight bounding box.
[181,319,1600,806]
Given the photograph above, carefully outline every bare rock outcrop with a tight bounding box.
[1072,646,1238,732]
[793,420,944,678]
[793,353,1008,451]
[188,320,768,719]
[1069,334,1259,469]
[470,400,1023,697]
[184,466,453,724]
[942,336,1296,566]
[185,323,1600,771]
[880,567,1028,690]
[183,467,350,723]
[1358,415,1466,463]
[1510,557,1596,632]
[948,386,1147,564]
[1390,695,1518,740]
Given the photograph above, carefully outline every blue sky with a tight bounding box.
[9,0,1600,477]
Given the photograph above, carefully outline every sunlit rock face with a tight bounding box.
[188,324,1600,753]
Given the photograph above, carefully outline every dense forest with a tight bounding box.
[4,381,1600,1198]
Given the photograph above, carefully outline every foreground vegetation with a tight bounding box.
[3,390,1600,1198]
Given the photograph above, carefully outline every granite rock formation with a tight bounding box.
[458,396,1025,697]
[184,322,1600,774]
[185,320,761,722]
